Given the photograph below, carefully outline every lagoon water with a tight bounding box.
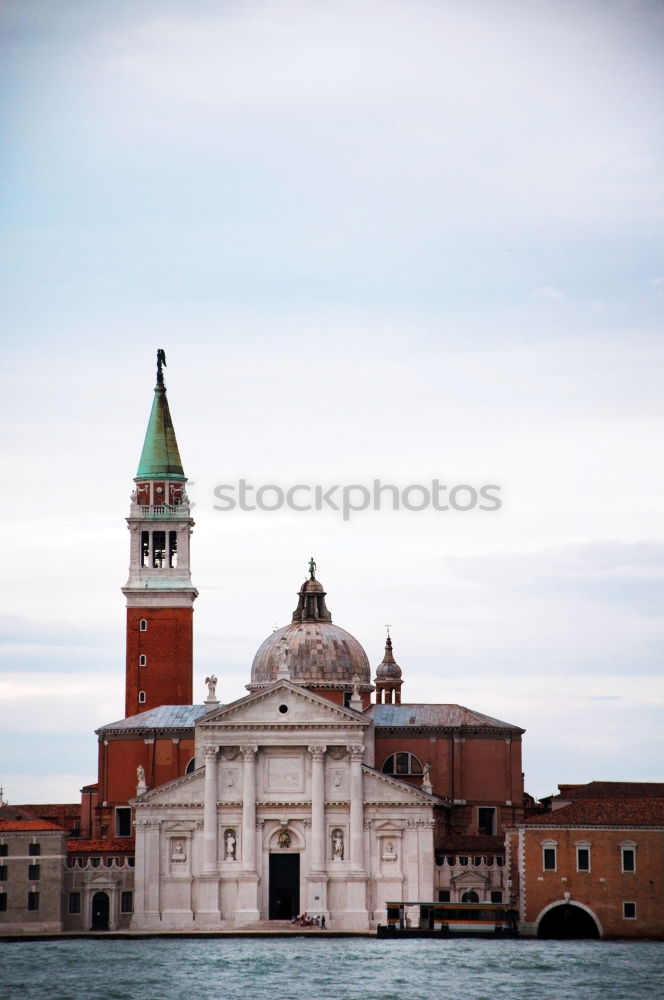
[1,937,662,1000]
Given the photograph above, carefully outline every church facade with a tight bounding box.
[2,354,528,933]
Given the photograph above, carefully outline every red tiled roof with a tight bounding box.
[13,803,81,816]
[0,819,66,832]
[526,798,664,826]
[556,782,664,800]
[67,839,134,853]
[436,835,504,852]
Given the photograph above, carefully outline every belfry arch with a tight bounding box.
[536,899,602,939]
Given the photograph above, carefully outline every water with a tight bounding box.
[0,937,662,1000]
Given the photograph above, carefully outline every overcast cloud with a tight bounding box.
[1,0,663,803]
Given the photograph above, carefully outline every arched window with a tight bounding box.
[138,655,147,667]
[461,890,479,903]
[185,757,196,774]
[139,619,148,632]
[381,752,423,776]
[138,691,146,704]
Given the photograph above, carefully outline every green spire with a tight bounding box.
[135,351,186,480]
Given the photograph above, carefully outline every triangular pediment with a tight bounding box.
[362,766,446,806]
[451,869,489,887]
[196,680,369,732]
[130,767,202,806]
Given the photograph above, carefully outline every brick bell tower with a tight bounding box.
[122,350,197,717]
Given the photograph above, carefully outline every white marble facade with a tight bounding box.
[131,681,436,930]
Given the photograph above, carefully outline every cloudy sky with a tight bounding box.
[1,0,663,804]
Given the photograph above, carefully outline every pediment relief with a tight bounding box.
[197,681,369,731]
[451,869,489,886]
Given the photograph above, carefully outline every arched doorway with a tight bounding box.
[461,890,480,903]
[91,891,110,931]
[538,903,600,939]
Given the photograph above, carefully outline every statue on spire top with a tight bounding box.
[157,348,167,385]
[308,556,316,579]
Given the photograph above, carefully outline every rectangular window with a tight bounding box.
[121,891,133,913]
[28,843,41,856]
[0,894,6,911]
[28,864,40,881]
[622,848,635,873]
[478,807,496,836]
[438,890,450,902]
[543,847,556,871]
[491,891,503,903]
[0,866,6,881]
[0,844,7,857]
[116,807,132,838]
[623,902,636,919]
[153,530,166,567]
[577,848,590,872]
[27,892,40,911]
[68,892,81,914]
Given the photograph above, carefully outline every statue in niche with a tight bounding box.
[278,829,291,848]
[205,675,218,699]
[224,830,236,860]
[332,829,344,859]
[171,838,186,861]
[383,840,397,861]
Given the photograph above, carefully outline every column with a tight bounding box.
[236,744,260,923]
[241,744,258,871]
[202,746,218,874]
[309,745,326,872]
[348,744,365,871]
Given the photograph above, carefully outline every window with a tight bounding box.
[0,894,6,911]
[68,892,81,914]
[381,752,423,776]
[139,619,147,631]
[623,902,636,919]
[478,807,496,836]
[0,866,6,881]
[576,844,591,872]
[438,890,450,902]
[138,691,146,704]
[116,807,132,838]
[461,890,479,903]
[621,843,636,873]
[121,891,133,913]
[28,843,41,856]
[141,531,150,568]
[343,691,352,708]
[458,856,468,867]
[153,530,166,567]
[28,865,40,881]
[0,844,7,857]
[139,654,147,667]
[27,892,40,911]
[541,840,557,871]
[491,891,503,903]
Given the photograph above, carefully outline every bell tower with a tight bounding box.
[122,350,197,717]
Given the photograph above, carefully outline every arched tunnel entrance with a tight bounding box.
[538,903,600,939]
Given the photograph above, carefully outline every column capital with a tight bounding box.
[347,743,364,762]
[308,744,327,761]
[241,744,258,761]
[204,746,218,764]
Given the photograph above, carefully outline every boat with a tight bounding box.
[377,901,518,938]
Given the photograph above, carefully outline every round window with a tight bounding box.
[278,704,289,715]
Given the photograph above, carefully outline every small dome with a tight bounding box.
[375,636,403,681]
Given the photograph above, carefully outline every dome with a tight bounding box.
[250,620,371,688]
[374,635,403,682]
[248,562,372,690]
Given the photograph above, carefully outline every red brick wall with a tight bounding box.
[519,825,664,939]
[125,607,193,716]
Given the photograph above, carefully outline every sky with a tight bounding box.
[1,0,663,804]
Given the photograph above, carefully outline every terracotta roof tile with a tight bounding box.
[67,839,134,853]
[526,798,664,826]
[0,819,66,832]
[436,835,505,852]
[556,782,664,800]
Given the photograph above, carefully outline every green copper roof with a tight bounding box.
[136,384,186,480]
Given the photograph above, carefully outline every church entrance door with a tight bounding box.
[269,854,300,919]
[91,891,110,930]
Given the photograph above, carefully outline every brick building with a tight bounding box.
[506,783,664,939]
